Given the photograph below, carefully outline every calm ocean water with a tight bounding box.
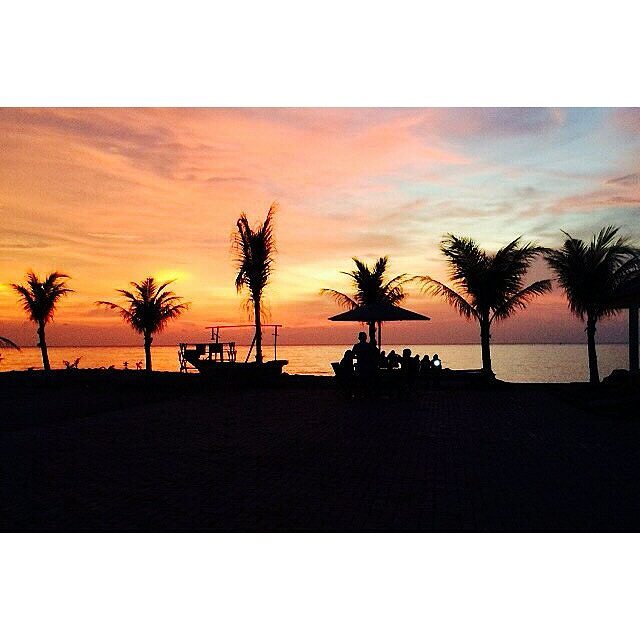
[0,343,630,383]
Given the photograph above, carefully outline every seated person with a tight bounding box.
[352,332,376,376]
[352,331,368,362]
[431,353,443,370]
[411,354,421,375]
[379,350,388,369]
[401,348,412,373]
[420,354,432,374]
[340,349,354,373]
[387,350,400,369]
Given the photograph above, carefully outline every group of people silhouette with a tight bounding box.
[380,348,442,375]
[339,331,443,378]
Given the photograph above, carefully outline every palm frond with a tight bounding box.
[382,273,414,305]
[491,279,553,322]
[11,283,36,317]
[0,336,20,350]
[232,203,277,305]
[320,288,357,310]
[97,278,188,335]
[11,271,72,324]
[155,279,175,298]
[545,226,639,322]
[427,234,547,321]
[419,276,478,320]
[439,234,487,296]
[326,256,410,311]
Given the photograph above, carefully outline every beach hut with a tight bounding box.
[329,301,430,349]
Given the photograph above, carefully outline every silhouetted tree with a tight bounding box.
[321,256,412,344]
[420,235,551,376]
[232,203,277,364]
[97,277,188,371]
[544,226,639,383]
[11,271,72,370]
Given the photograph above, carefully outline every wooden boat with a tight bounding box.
[179,324,287,382]
[182,357,288,381]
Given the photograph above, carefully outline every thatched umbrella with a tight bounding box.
[329,301,430,349]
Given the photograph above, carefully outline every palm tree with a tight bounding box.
[11,271,72,370]
[544,226,639,383]
[97,277,188,371]
[420,235,551,376]
[321,256,412,344]
[232,203,277,364]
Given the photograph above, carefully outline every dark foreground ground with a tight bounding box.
[1,371,638,531]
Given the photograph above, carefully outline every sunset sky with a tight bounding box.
[1,107,639,346]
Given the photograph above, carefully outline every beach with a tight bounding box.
[1,371,638,532]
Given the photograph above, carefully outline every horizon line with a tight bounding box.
[7,341,631,348]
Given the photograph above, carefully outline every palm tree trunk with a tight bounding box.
[254,299,263,364]
[586,315,599,383]
[37,322,50,371]
[144,331,153,372]
[479,315,493,375]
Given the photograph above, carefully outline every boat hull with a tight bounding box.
[186,358,288,382]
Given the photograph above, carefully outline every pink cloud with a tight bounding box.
[612,108,640,134]
[0,108,634,347]
[410,107,566,139]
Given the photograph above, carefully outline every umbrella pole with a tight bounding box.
[368,321,376,345]
[378,322,382,351]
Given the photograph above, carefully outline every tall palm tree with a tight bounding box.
[544,226,639,383]
[420,235,551,376]
[11,271,72,370]
[97,277,188,371]
[321,256,412,344]
[232,203,277,364]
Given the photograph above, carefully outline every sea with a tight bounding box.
[0,343,631,383]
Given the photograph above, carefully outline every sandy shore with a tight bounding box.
[1,370,638,531]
